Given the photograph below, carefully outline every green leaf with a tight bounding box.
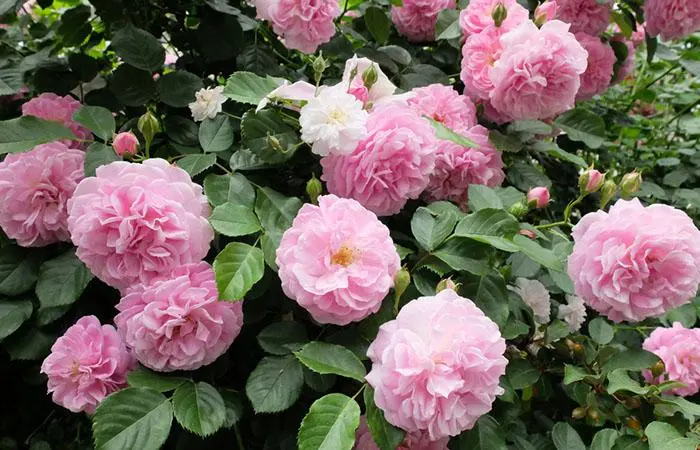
[0,246,43,296]
[254,187,302,239]
[223,72,285,105]
[241,110,300,164]
[210,203,261,237]
[363,387,404,450]
[506,359,540,389]
[546,320,570,344]
[512,235,564,272]
[93,388,173,450]
[435,9,461,40]
[85,142,120,177]
[257,321,309,355]
[454,209,520,252]
[433,238,489,275]
[0,116,76,155]
[590,429,618,450]
[172,381,226,437]
[364,7,391,44]
[294,341,367,382]
[410,206,457,252]
[551,422,585,450]
[507,161,552,191]
[428,118,477,148]
[563,365,589,385]
[229,148,271,171]
[602,349,660,373]
[111,25,165,72]
[0,299,33,341]
[156,71,203,107]
[199,115,234,153]
[0,66,22,96]
[35,250,93,326]
[453,415,507,450]
[177,154,217,177]
[2,328,54,361]
[57,5,92,47]
[654,397,700,423]
[508,120,553,135]
[589,317,615,345]
[297,394,361,450]
[213,242,265,301]
[553,109,606,149]
[462,271,509,327]
[468,185,504,211]
[73,106,115,142]
[204,173,256,208]
[221,389,245,428]
[110,65,156,106]
[645,421,700,450]
[245,355,304,413]
[127,367,187,392]
[606,370,651,395]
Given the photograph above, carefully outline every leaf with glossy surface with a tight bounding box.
[199,115,234,153]
[255,187,302,238]
[245,355,304,413]
[645,421,700,450]
[297,394,361,450]
[602,349,659,373]
[512,235,564,272]
[0,246,43,296]
[551,422,585,450]
[223,71,285,105]
[462,271,509,327]
[156,71,203,107]
[589,317,615,345]
[553,108,606,149]
[428,118,476,148]
[210,203,261,237]
[606,370,651,395]
[177,153,216,177]
[364,7,391,44]
[294,341,366,382]
[257,321,309,355]
[204,173,256,208]
[452,415,507,450]
[172,381,226,437]
[0,116,75,154]
[590,429,618,450]
[468,185,504,211]
[111,25,165,72]
[241,110,300,164]
[363,387,404,450]
[433,238,489,275]
[85,142,120,177]
[454,209,520,252]
[506,359,540,389]
[213,242,264,301]
[127,367,187,392]
[73,106,115,141]
[0,299,33,341]
[410,206,457,251]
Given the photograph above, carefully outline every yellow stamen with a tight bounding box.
[331,245,357,267]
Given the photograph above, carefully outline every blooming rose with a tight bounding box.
[423,125,505,208]
[321,104,437,216]
[568,198,700,322]
[21,93,92,149]
[67,158,213,291]
[643,322,700,396]
[354,416,449,450]
[459,0,529,37]
[342,56,397,106]
[556,0,612,35]
[407,84,477,132]
[0,142,84,247]
[366,289,508,440]
[391,0,456,43]
[254,0,339,53]
[575,33,616,101]
[300,84,368,156]
[115,262,243,372]
[40,316,134,414]
[112,131,139,156]
[510,278,551,324]
[460,26,503,101]
[645,0,700,41]
[489,20,588,121]
[189,86,226,122]
[276,195,401,325]
[558,295,587,332]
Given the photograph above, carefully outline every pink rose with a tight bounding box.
[276,195,401,325]
[460,26,503,102]
[40,316,134,414]
[407,83,477,132]
[115,262,244,372]
[645,0,700,41]
[67,158,213,291]
[366,289,508,440]
[489,20,588,121]
[342,56,397,106]
[527,187,550,208]
[22,93,93,149]
[424,125,505,208]
[255,0,340,53]
[568,198,700,322]
[321,103,437,216]
[643,323,700,396]
[112,131,139,156]
[459,0,529,37]
[354,416,449,450]
[535,0,558,24]
[611,23,646,48]
[0,142,84,247]
[556,0,612,35]
[575,33,616,101]
[391,0,456,43]
[579,168,604,194]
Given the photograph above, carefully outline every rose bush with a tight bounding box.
[0,0,699,449]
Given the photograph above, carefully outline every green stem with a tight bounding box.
[535,220,570,230]
[336,0,350,24]
[351,384,366,400]
[663,98,700,127]
[234,423,245,450]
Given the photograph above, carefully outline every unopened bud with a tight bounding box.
[572,343,585,358]
[623,396,641,409]
[306,174,323,204]
[527,187,550,209]
[267,134,284,153]
[534,0,558,27]
[436,277,459,293]
[579,169,605,194]
[565,338,576,351]
[394,267,410,302]
[112,131,139,157]
[651,360,665,378]
[361,65,379,90]
[572,407,587,419]
[600,180,617,209]
[519,229,536,239]
[137,111,160,151]
[626,416,642,430]
[587,408,601,422]
[312,53,328,84]
[491,2,508,27]
[508,200,529,218]
[620,171,642,198]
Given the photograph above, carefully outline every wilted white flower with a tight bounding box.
[510,278,551,324]
[299,84,368,157]
[558,295,587,332]
[188,86,226,122]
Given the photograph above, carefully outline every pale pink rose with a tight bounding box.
[22,93,93,149]
[489,20,588,121]
[366,289,508,440]
[568,198,700,323]
[527,186,550,208]
[460,26,504,102]
[407,83,477,132]
[256,0,340,53]
[342,56,397,106]
[276,195,401,325]
[40,316,135,414]
[643,323,700,396]
[67,158,213,291]
[459,0,529,37]
[535,0,558,24]
[321,103,437,216]
[114,262,243,372]
[256,80,316,112]
[612,40,636,84]
[424,125,505,208]
[575,33,616,101]
[112,131,139,156]
[645,0,700,41]
[391,0,456,42]
[0,142,84,247]
[556,0,612,35]
[354,416,449,450]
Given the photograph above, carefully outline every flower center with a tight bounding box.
[327,108,348,125]
[331,245,357,267]
[70,361,80,377]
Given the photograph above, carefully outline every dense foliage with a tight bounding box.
[0,0,699,449]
